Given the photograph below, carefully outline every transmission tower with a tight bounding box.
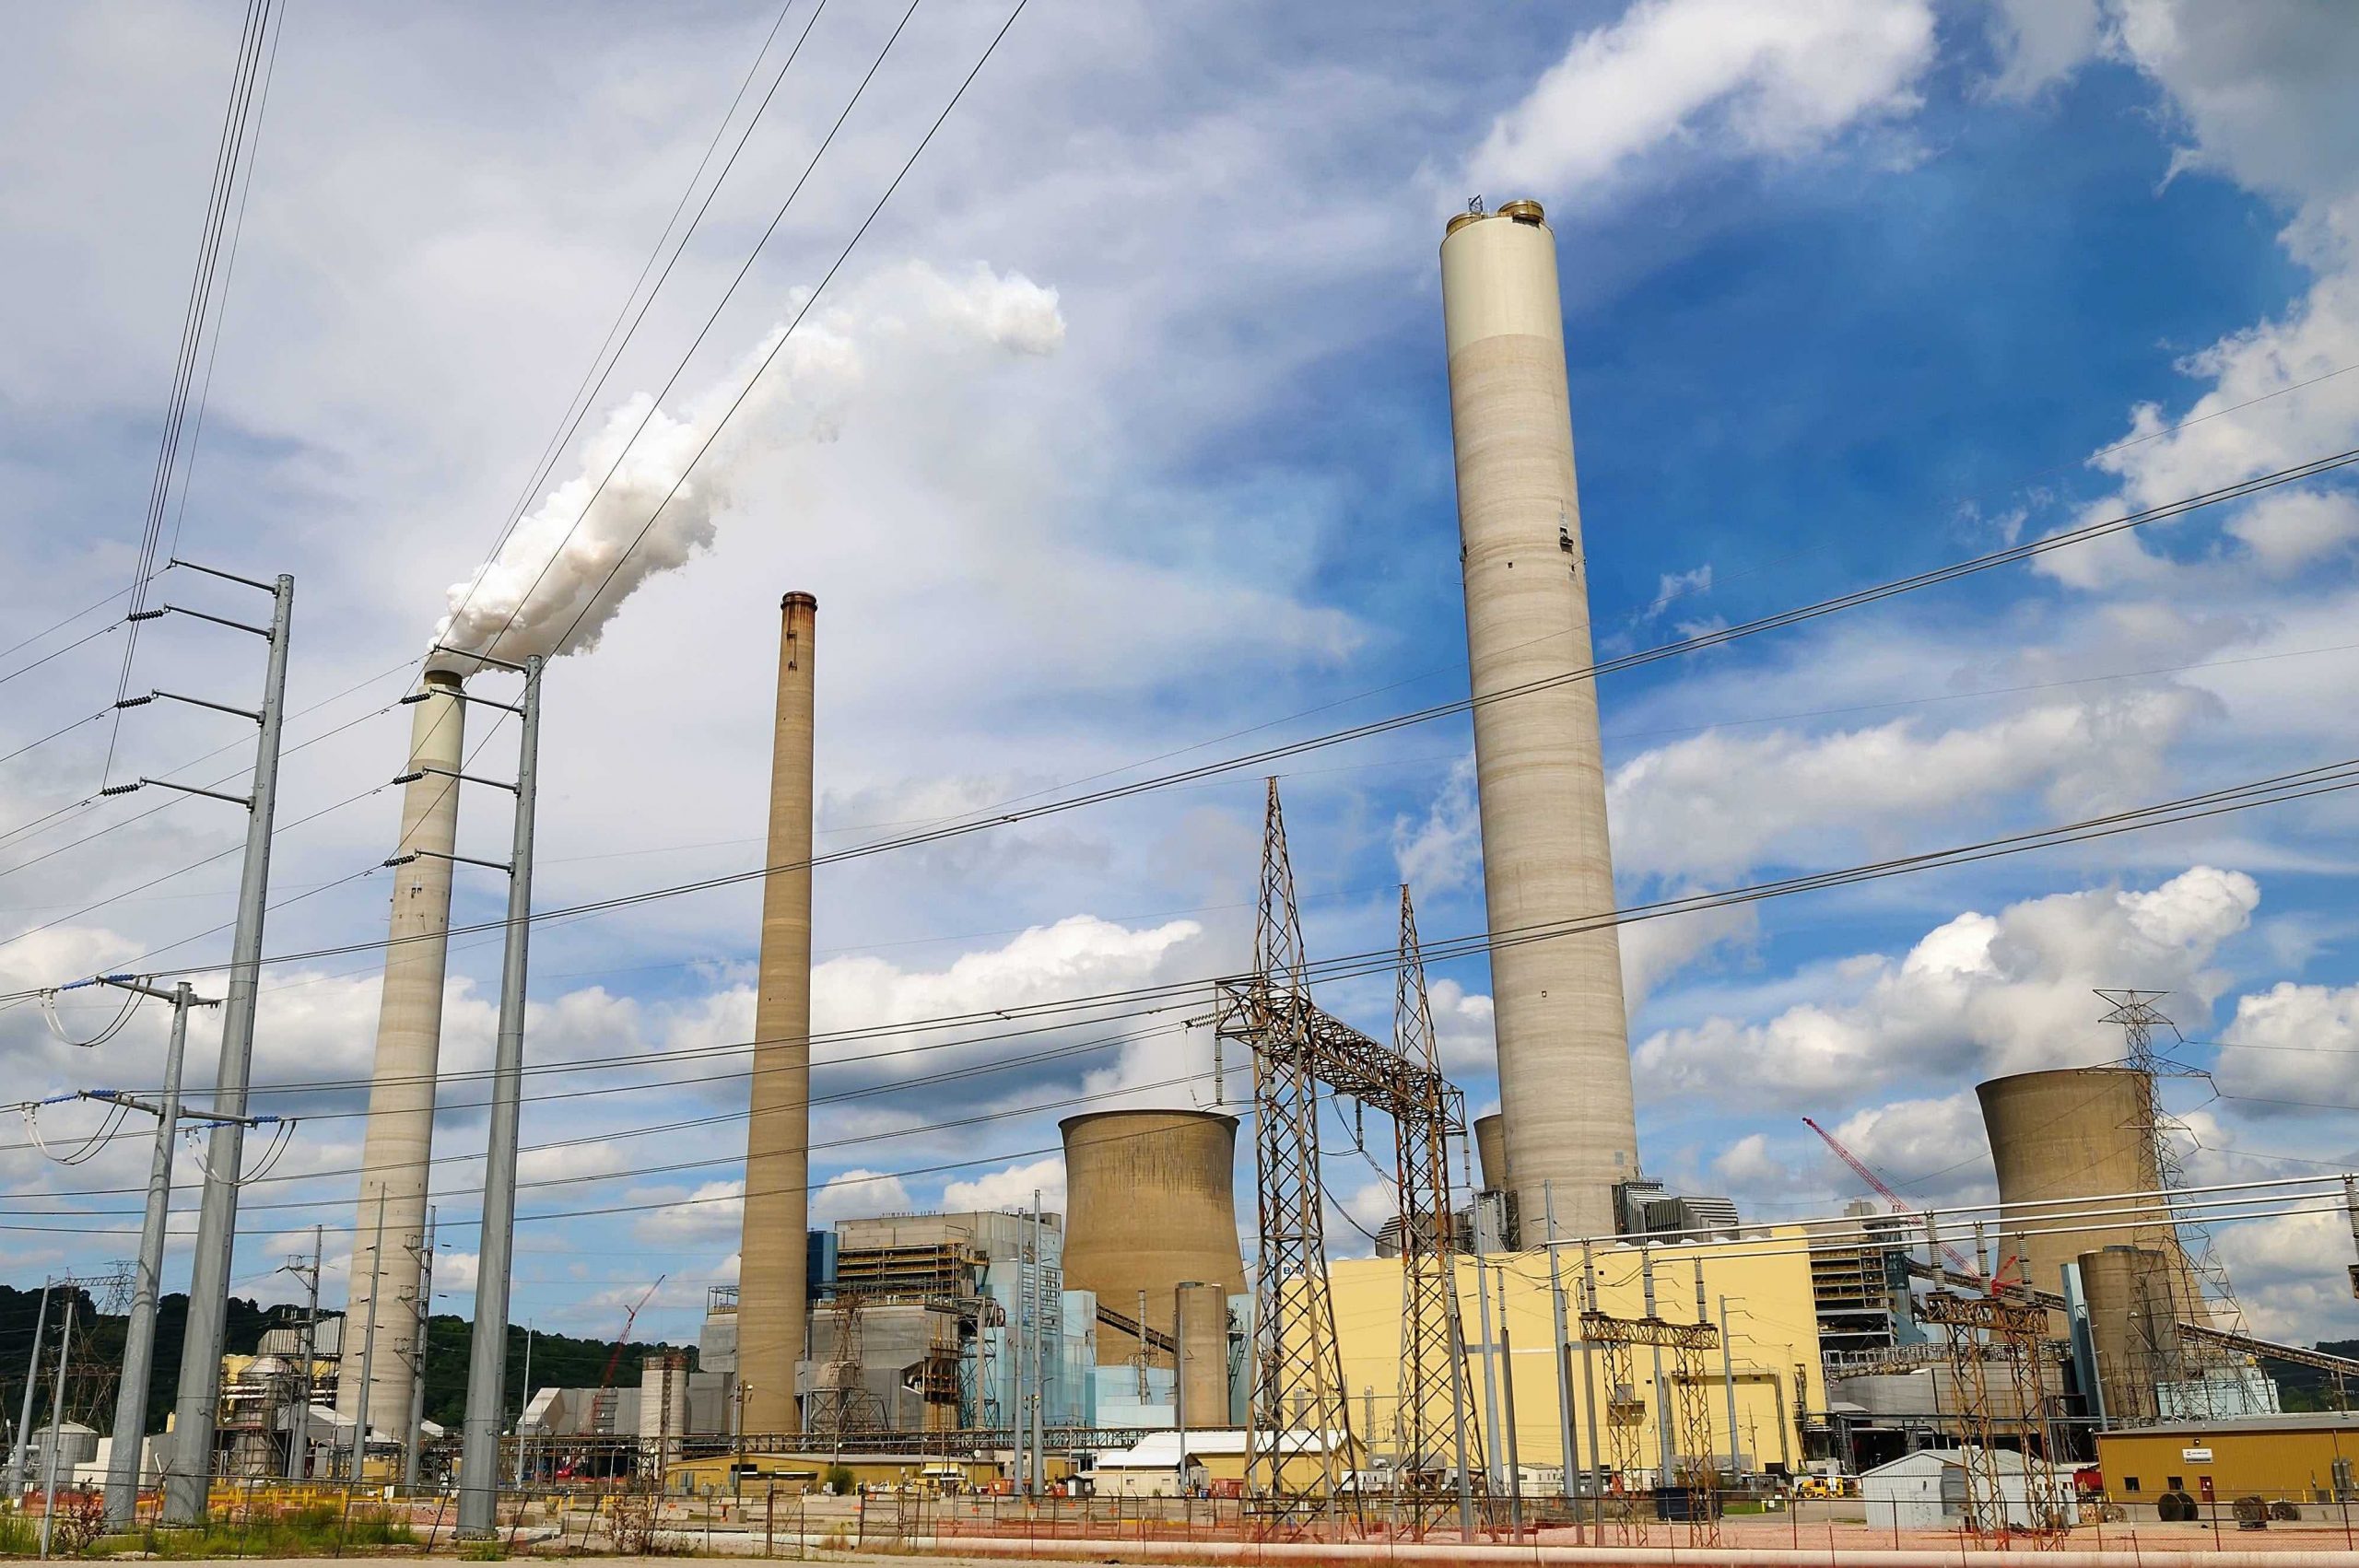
[2096,988,2249,1415]
[1391,887,1481,1539]
[1238,780,1354,1530]
[1919,1291,2067,1547]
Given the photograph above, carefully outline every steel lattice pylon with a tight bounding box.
[1237,779,1355,1531]
[2096,988,2248,1420]
[1920,1291,2068,1549]
[1594,1336,1648,1545]
[1582,1311,1720,1544]
[1392,887,1482,1539]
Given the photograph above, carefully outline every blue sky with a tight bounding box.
[2,0,2356,1348]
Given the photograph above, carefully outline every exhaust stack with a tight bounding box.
[1439,200,1638,1237]
[342,670,466,1443]
[737,591,818,1434]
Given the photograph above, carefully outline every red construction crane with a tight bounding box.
[587,1274,665,1435]
[1801,1117,1984,1281]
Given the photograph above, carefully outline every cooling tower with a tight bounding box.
[1060,1110,1245,1368]
[1439,199,1637,1238]
[737,592,818,1434]
[1473,1113,1508,1193]
[1174,1279,1231,1426]
[2077,1246,2180,1426]
[1977,1068,2199,1312]
[341,670,465,1441]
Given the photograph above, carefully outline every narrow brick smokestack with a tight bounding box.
[737,591,816,1433]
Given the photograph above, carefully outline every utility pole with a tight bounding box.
[453,651,542,1539]
[1028,1188,1046,1496]
[1543,1183,1577,1513]
[1496,1265,1523,1534]
[515,1326,533,1487]
[88,977,218,1524]
[1009,1258,1025,1492]
[405,1207,436,1490]
[1172,1282,1191,1500]
[1578,1246,1604,1528]
[1473,1254,1502,1492]
[1641,1247,1671,1484]
[154,563,295,1524]
[282,1231,322,1480]
[2343,1174,2357,1302]
[351,1192,386,1481]
[38,1289,75,1558]
[1718,1296,1743,1482]
[7,1281,53,1498]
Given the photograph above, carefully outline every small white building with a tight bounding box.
[1085,1430,1244,1497]
[1860,1447,2077,1533]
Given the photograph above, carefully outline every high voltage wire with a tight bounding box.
[34,444,2353,996]
[436,0,823,648]
[23,753,2359,1129]
[103,0,284,782]
[524,0,1033,671]
[0,0,1027,968]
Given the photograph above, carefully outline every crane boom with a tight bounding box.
[1802,1117,1982,1280]
[587,1274,666,1434]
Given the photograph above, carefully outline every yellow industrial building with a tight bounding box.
[1329,1227,1825,1480]
[2095,1414,2359,1504]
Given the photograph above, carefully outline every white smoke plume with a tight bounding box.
[428,262,1063,671]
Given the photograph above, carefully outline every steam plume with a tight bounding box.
[429,263,1062,673]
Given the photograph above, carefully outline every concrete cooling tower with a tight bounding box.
[1976,1067,2200,1312]
[1059,1110,1244,1373]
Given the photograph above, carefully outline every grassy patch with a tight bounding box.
[81,1504,417,1559]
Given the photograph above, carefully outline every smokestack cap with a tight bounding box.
[1499,198,1545,224]
[781,591,818,612]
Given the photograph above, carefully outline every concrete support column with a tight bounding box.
[738,592,817,1434]
[1439,200,1637,1238]
[342,671,464,1444]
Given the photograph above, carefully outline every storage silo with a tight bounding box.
[1174,1279,1233,1427]
[2077,1245,2179,1425]
[1059,1111,1245,1369]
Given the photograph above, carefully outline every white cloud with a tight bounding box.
[1634,867,2259,1107]
[2215,979,2359,1113]
[1608,691,2207,882]
[941,1155,1066,1216]
[634,1179,745,1245]
[1462,0,1936,204]
[2030,1,2359,591]
[1980,0,2105,100]
[2224,489,2359,574]
[1392,755,1481,896]
[1826,1091,1991,1201]
[811,1168,913,1223]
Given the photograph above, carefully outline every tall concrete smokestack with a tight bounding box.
[1439,199,1637,1238]
[342,670,465,1443]
[737,591,817,1434]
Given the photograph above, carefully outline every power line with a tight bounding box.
[434,0,823,649]
[46,445,2349,992]
[103,0,284,781]
[30,751,2359,1120]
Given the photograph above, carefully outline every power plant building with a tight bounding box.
[1439,200,1640,1239]
[1328,1231,1824,1480]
